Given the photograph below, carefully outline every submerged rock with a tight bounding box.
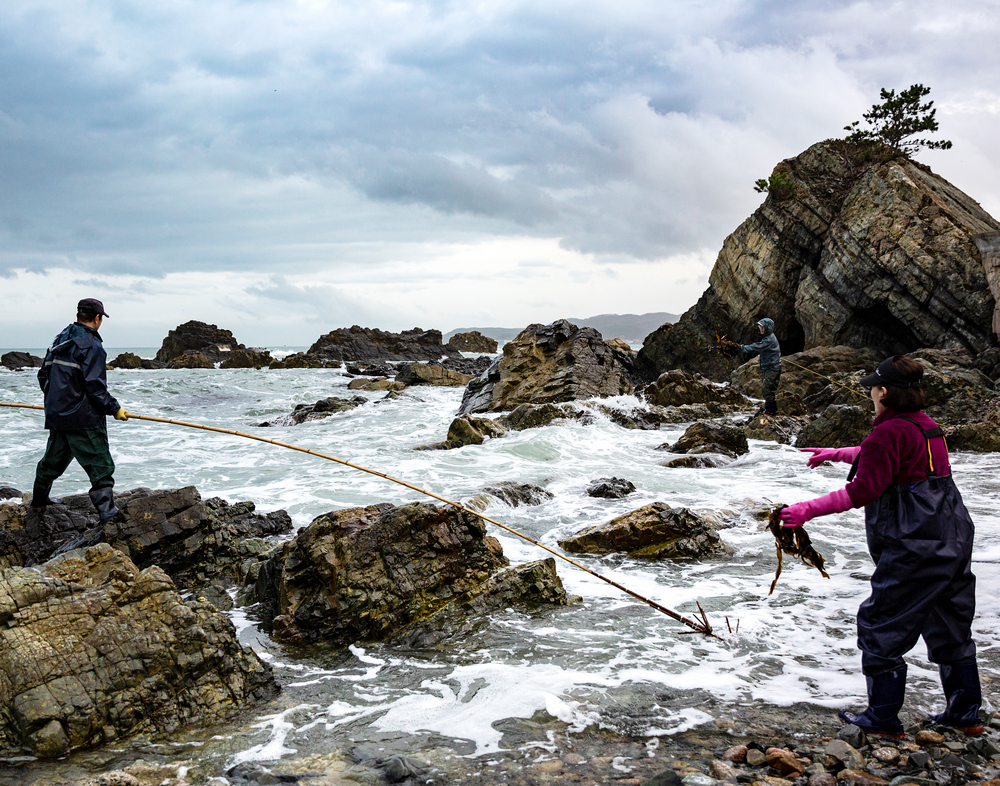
[558,502,731,559]
[458,320,633,415]
[258,395,369,426]
[587,478,636,499]
[465,482,554,510]
[0,543,276,757]
[243,501,569,646]
[665,420,750,458]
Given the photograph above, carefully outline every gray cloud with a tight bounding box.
[0,0,997,342]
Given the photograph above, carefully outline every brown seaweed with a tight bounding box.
[766,505,830,595]
[710,329,742,358]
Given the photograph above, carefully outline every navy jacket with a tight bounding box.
[38,323,121,430]
[740,317,782,371]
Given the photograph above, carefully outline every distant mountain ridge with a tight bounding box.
[445,312,677,345]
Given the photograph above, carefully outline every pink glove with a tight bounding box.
[799,446,861,469]
[779,488,854,527]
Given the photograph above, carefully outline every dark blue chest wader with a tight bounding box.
[847,419,976,675]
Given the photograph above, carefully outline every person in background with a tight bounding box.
[740,317,781,415]
[781,355,981,738]
[32,298,130,522]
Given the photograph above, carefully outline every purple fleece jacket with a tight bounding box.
[844,409,950,508]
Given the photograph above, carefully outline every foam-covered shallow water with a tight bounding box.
[2,364,999,778]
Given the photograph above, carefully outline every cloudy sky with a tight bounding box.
[2,0,998,348]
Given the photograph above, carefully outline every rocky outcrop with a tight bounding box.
[242,501,569,646]
[220,348,272,369]
[743,413,808,446]
[465,482,554,510]
[156,321,268,366]
[732,346,882,407]
[1,351,43,370]
[638,141,1000,381]
[0,544,276,757]
[558,503,731,559]
[664,420,750,458]
[0,487,291,588]
[586,478,636,499]
[642,370,751,410]
[347,377,406,392]
[257,395,368,426]
[447,331,498,353]
[304,326,461,364]
[798,405,873,449]
[395,362,473,387]
[107,352,167,370]
[266,353,336,369]
[946,403,1000,452]
[458,321,634,415]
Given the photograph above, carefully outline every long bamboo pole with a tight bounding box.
[1,401,719,639]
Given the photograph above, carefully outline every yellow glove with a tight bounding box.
[114,408,130,421]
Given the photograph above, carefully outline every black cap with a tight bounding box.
[860,355,922,389]
[77,298,109,318]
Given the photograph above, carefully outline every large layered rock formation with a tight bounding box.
[242,501,570,646]
[447,331,498,353]
[156,320,271,367]
[459,320,633,415]
[0,544,276,757]
[638,141,1000,381]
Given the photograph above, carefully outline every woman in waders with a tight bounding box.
[779,355,982,738]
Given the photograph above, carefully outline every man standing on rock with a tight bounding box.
[31,298,129,522]
[740,317,781,415]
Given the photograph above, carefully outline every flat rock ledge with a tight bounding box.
[559,502,732,559]
[241,501,571,647]
[0,543,276,758]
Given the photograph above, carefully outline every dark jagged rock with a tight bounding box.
[946,404,1000,452]
[258,395,368,426]
[558,502,731,559]
[447,331,498,353]
[242,501,569,646]
[267,352,337,369]
[661,454,731,469]
[168,351,214,369]
[415,414,508,450]
[664,420,750,458]
[798,405,873,449]
[107,351,141,369]
[0,488,21,501]
[465,482,554,510]
[595,402,663,430]
[345,362,395,377]
[458,320,633,415]
[0,543,276,757]
[304,326,461,364]
[442,354,495,376]
[394,362,473,387]
[586,478,636,498]
[156,320,255,364]
[743,413,808,445]
[0,487,291,589]
[638,141,1000,381]
[1,351,43,370]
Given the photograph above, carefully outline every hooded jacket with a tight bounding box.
[37,323,121,430]
[740,318,782,371]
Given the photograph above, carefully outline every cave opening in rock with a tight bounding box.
[780,318,806,355]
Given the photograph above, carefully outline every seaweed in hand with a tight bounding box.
[767,505,830,595]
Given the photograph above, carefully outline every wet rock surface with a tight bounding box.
[559,502,731,559]
[0,487,291,589]
[0,543,276,758]
[458,320,633,415]
[394,362,473,387]
[587,477,637,498]
[665,420,750,458]
[243,500,569,647]
[106,352,166,370]
[798,405,873,449]
[155,320,266,366]
[257,395,369,426]
[465,482,554,510]
[643,370,751,410]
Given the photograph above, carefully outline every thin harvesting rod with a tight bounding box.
[1,401,719,639]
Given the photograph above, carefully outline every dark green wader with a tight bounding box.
[35,429,115,491]
[761,368,781,414]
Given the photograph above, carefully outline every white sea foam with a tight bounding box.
[3,366,999,764]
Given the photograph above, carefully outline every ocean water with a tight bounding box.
[2,363,999,774]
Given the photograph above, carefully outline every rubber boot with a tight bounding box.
[89,486,120,524]
[931,659,983,735]
[839,665,907,739]
[29,480,63,508]
[763,400,778,415]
